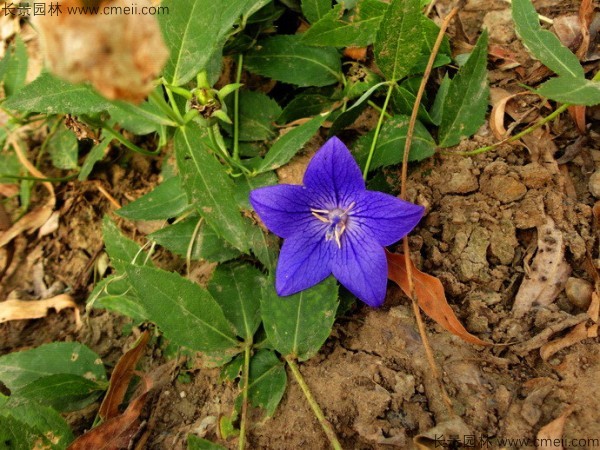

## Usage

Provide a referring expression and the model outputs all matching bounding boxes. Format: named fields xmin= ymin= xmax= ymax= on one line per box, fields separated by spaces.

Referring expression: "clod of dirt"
xmin=565 ymin=277 xmax=594 ymax=310
xmin=589 ymin=170 xmax=600 ymax=198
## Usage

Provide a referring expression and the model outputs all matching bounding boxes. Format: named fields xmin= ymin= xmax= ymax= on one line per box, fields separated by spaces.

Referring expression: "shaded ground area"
xmin=1 ymin=0 xmax=600 ymax=448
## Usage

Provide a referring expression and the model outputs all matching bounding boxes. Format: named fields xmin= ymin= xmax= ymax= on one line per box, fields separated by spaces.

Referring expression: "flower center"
xmin=310 ymin=202 xmax=355 ymax=249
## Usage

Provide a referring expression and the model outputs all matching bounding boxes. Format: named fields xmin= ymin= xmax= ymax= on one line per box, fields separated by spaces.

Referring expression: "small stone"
xmin=589 ymin=170 xmax=600 ymax=198
xmin=483 ymin=174 xmax=527 ymax=203
xmin=565 ymin=277 xmax=593 ymax=310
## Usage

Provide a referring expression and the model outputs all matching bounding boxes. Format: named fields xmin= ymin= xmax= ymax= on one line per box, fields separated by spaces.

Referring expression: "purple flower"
xmin=249 ymin=137 xmax=425 ymax=307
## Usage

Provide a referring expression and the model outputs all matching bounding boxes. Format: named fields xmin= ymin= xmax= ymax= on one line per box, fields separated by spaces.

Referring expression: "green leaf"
xmin=94 ymin=294 xmax=149 ymax=323
xmin=374 ymin=0 xmax=424 ymax=81
xmin=246 ymin=349 xmax=286 ymax=416
xmin=108 ymin=97 xmax=177 ymax=134
xmin=301 ymin=0 xmax=331 ymax=23
xmin=0 ymin=400 xmax=73 ymax=449
xmin=429 ymin=73 xmax=450 ymax=126
xmin=233 ymin=172 xmax=278 ymax=209
xmin=125 ymin=265 xmax=239 ymax=352
xmin=103 ymin=216 xmax=152 ymax=272
xmin=391 ymin=83 xmax=434 ymax=124
xmin=261 ymin=277 xmax=338 ymax=361
xmin=117 ymin=176 xmax=189 ymax=220
xmin=248 ymin=225 xmax=280 ymax=272
xmin=160 ymin=0 xmax=252 ymax=85
xmin=438 ymin=30 xmax=489 ymax=148
xmin=208 ymin=263 xmax=264 ymax=341
xmin=0 ymin=342 xmax=106 ymax=392
xmin=3 ymin=72 xmax=112 ymax=115
xmin=257 ymin=114 xmax=327 ymax=173
xmin=223 ymin=91 xmax=281 ymax=141
xmin=353 ymin=115 xmax=436 ymax=171
xmin=0 ymin=415 xmax=37 ymax=449
xmin=0 ymin=150 xmax=23 ymax=183
xmin=512 ymin=0 xmax=583 ymax=79
xmin=0 ymin=35 xmax=28 ymax=96
xmin=47 ymin=125 xmax=79 ymax=170
xmin=245 ymin=35 xmax=342 ymax=87
xmin=15 ymin=374 xmax=104 ymax=412
xmin=537 ymin=76 xmax=600 ymax=106
xmin=278 ymin=93 xmax=334 ymax=124
xmin=409 ymin=15 xmax=452 ymax=75
xmin=149 ymin=215 xmax=241 ymax=263
xmin=176 ymin=125 xmax=249 ymax=252
xmin=187 ymin=434 xmax=227 ymax=450
xmin=302 ymin=0 xmax=386 ymax=47
xmin=78 ymin=138 xmax=110 ymax=181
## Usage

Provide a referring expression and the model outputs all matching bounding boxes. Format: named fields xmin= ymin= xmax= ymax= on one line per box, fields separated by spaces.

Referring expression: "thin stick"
xmin=285 ymin=356 xmax=343 ymax=450
xmin=399 ymin=6 xmax=460 ymax=418
xmin=233 ymin=53 xmax=244 ymax=161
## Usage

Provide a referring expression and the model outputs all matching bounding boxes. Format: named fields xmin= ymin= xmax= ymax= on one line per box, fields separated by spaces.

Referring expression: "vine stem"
xmin=400 ymin=5 xmax=460 ymax=418
xmin=233 ymin=53 xmax=244 ymax=161
xmin=362 ymin=82 xmax=394 ymax=180
xmin=238 ymin=343 xmax=251 ymax=450
xmin=285 ymin=356 xmax=343 ymax=450
xmin=102 ymin=127 xmax=159 ymax=156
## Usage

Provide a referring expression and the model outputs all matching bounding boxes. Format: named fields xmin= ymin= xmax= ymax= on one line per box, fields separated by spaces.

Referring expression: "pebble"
xmin=589 ymin=170 xmax=600 ymax=198
xmin=565 ymin=277 xmax=593 ymax=310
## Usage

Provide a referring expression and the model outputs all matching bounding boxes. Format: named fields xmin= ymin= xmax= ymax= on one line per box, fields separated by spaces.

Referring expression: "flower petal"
xmin=250 ymin=184 xmax=314 ymax=238
xmin=352 ymin=191 xmax=425 ymax=246
xmin=276 ymin=228 xmax=332 ymax=296
xmin=331 ymin=228 xmax=387 ymax=307
xmin=303 ymin=137 xmax=365 ymax=208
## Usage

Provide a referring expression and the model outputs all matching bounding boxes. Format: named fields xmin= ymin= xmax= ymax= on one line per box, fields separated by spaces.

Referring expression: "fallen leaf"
xmin=0 ymin=184 xmax=19 ymax=197
xmin=586 ymin=292 xmax=599 ymax=338
xmin=512 ymin=313 xmax=588 ymax=355
xmin=0 ymin=204 xmax=54 ymax=248
xmin=34 ymin=0 xmax=168 ymax=103
xmin=540 ymin=322 xmax=588 ymax=361
xmin=0 ymin=294 xmax=81 ymax=329
xmin=512 ymin=217 xmax=571 ymax=317
xmin=536 ymin=407 xmax=574 ymax=450
xmin=414 ymin=417 xmax=472 ymax=449
xmin=567 ymin=105 xmax=586 ymax=134
xmin=386 ymin=251 xmax=489 ymax=346
xmin=98 ymin=331 xmax=150 ymax=421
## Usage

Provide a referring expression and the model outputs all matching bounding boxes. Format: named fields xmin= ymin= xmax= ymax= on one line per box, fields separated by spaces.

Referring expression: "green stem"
xmin=164 ymin=83 xmax=185 ymax=124
xmin=367 ymin=100 xmax=392 ymax=119
xmin=233 ymin=53 xmax=244 ymax=161
xmin=0 ymin=173 xmax=77 ymax=182
xmin=239 ymin=343 xmax=251 ymax=450
xmin=149 ymin=89 xmax=182 ymax=125
xmin=285 ymin=356 xmax=343 ymax=450
xmin=102 ymin=127 xmax=160 ymax=156
xmin=362 ymin=83 xmax=394 ymax=180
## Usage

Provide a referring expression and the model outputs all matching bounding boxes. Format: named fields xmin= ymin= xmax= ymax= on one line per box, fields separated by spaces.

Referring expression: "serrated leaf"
xmin=245 ymin=35 xmax=342 ymax=87
xmin=537 ymin=76 xmax=600 ymax=106
xmin=302 ymin=0 xmax=386 ymax=47
xmin=301 ymin=0 xmax=332 ymax=23
xmin=149 ymin=215 xmax=241 ymax=263
xmin=391 ymin=83 xmax=434 ymax=124
xmin=223 ymin=91 xmax=282 ymax=141
xmin=94 ymin=294 xmax=149 ymax=323
xmin=159 ymin=0 xmax=252 ymax=86
xmin=246 ymin=349 xmax=286 ymax=416
xmin=278 ymin=93 xmax=334 ymax=124
xmin=15 ymin=374 xmax=104 ymax=412
xmin=353 ymin=115 xmax=436 ymax=171
xmin=512 ymin=0 xmax=583 ymax=79
xmin=374 ymin=0 xmax=424 ymax=81
xmin=125 ymin=265 xmax=239 ymax=352
xmin=256 ymin=114 xmax=327 ymax=173
xmin=47 ymin=124 xmax=79 ymax=170
xmin=3 ymin=72 xmax=112 ymax=115
xmin=103 ymin=216 xmax=152 ymax=272
xmin=0 ymin=342 xmax=106 ymax=392
xmin=438 ymin=30 xmax=489 ymax=148
xmin=208 ymin=263 xmax=265 ymax=341
xmin=0 ymin=400 xmax=73 ymax=449
xmin=108 ymin=97 xmax=178 ymax=134
xmin=409 ymin=15 xmax=452 ymax=75
xmin=261 ymin=277 xmax=338 ymax=361
xmin=429 ymin=73 xmax=450 ymax=126
xmin=248 ymin=225 xmax=280 ymax=272
xmin=117 ymin=176 xmax=189 ymax=220
xmin=175 ymin=125 xmax=249 ymax=252
xmin=0 ymin=35 xmax=28 ymax=96
xmin=0 ymin=415 xmax=37 ymax=449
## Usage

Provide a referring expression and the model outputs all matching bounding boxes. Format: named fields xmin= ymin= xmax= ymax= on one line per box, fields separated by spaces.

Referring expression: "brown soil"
xmin=1 ymin=0 xmax=600 ymax=449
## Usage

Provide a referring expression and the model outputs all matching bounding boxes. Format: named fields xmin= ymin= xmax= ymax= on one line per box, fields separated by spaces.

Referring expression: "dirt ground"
xmin=1 ymin=0 xmax=600 ymax=449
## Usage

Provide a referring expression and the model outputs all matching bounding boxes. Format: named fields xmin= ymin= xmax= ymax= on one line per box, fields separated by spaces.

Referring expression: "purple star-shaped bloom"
xmin=249 ymin=137 xmax=425 ymax=307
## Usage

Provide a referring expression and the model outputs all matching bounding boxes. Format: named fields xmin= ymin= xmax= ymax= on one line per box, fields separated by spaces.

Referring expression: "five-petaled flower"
xmin=249 ymin=137 xmax=425 ymax=307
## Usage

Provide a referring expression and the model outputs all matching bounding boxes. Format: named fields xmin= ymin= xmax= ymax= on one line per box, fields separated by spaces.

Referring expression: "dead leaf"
xmin=413 ymin=417 xmax=472 ymax=449
xmin=512 ymin=217 xmax=571 ymax=317
xmin=0 ymin=184 xmax=19 ymax=197
xmin=0 ymin=204 xmax=54 ymax=248
xmin=586 ymin=292 xmax=599 ymax=338
xmin=68 ymin=381 xmax=150 ymax=450
xmin=577 ymin=0 xmax=594 ymax=59
xmin=567 ymin=105 xmax=586 ymax=134
xmin=536 ymin=407 xmax=574 ymax=450
xmin=0 ymin=294 xmax=81 ymax=329
xmin=540 ymin=322 xmax=588 ymax=361
xmin=34 ymin=0 xmax=168 ymax=103
xmin=512 ymin=313 xmax=588 ymax=355
xmin=386 ymin=251 xmax=490 ymax=346
xmin=343 ymin=46 xmax=367 ymax=61
xmin=98 ymin=331 xmax=150 ymax=421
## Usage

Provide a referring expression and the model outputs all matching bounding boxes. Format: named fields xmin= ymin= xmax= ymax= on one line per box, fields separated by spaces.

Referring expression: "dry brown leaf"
xmin=0 ymin=294 xmax=81 ymax=329
xmin=98 ymin=331 xmax=150 ymax=421
xmin=0 ymin=184 xmax=19 ymax=197
xmin=343 ymin=46 xmax=367 ymax=61
xmin=386 ymin=251 xmax=490 ymax=346
xmin=567 ymin=105 xmax=586 ymax=134
xmin=34 ymin=0 xmax=168 ymax=103
xmin=413 ymin=417 xmax=472 ymax=449
xmin=536 ymin=407 xmax=574 ymax=450
xmin=512 ymin=217 xmax=571 ymax=317
xmin=540 ymin=322 xmax=588 ymax=361
xmin=0 ymin=204 xmax=54 ymax=248
xmin=68 ymin=380 xmax=151 ymax=450
xmin=586 ymin=292 xmax=599 ymax=338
